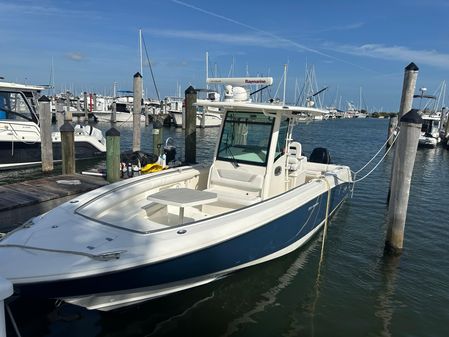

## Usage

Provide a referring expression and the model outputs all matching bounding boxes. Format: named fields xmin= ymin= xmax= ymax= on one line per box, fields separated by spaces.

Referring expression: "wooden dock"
xmin=0 ymin=174 xmax=109 ymax=232
xmin=0 ymin=174 xmax=108 ymax=213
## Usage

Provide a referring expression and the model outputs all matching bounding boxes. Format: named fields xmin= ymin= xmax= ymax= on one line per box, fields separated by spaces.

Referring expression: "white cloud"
xmin=66 ymin=52 xmax=85 ymax=61
xmin=332 ymin=43 xmax=449 ymax=69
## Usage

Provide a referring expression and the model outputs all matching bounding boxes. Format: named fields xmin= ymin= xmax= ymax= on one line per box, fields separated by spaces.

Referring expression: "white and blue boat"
xmin=0 ymin=100 xmax=352 ymax=311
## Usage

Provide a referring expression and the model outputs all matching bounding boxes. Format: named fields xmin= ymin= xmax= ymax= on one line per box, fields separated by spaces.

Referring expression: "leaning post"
xmin=38 ymin=95 xmax=54 ymax=172
xmin=385 ymin=109 xmax=422 ymax=254
xmin=132 ymin=72 xmax=142 ymax=152
xmin=60 ymin=121 xmax=76 ymax=174
xmin=398 ymin=63 xmax=419 ymax=120
xmin=184 ymin=86 xmax=197 ymax=164
xmin=106 ymin=127 xmax=121 ymax=183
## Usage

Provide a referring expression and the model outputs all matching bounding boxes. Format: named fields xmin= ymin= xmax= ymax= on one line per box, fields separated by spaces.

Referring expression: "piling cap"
xmin=60 ymin=121 xmax=75 ymax=132
xmin=185 ymin=86 xmax=196 ymax=95
xmin=405 ymin=62 xmax=419 ymax=71
xmin=400 ymin=109 xmax=423 ymax=124
xmin=106 ymin=127 xmax=120 ymax=137
xmin=134 ymin=72 xmax=142 ymax=78
xmin=38 ymin=95 xmax=50 ymax=102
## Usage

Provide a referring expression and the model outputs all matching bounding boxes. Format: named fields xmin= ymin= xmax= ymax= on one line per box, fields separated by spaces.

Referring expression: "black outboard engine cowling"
xmin=309 ymin=147 xmax=332 ymax=164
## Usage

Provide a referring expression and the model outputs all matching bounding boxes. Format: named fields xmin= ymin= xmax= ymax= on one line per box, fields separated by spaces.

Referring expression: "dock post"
xmin=132 ymin=72 xmax=142 ymax=152
xmin=0 ymin=277 xmax=13 ymax=337
xmin=398 ymin=63 xmax=419 ymax=120
xmin=184 ymin=86 xmax=197 ymax=163
xmin=111 ymin=100 xmax=117 ymax=124
xmin=200 ymin=109 xmax=206 ymax=128
xmin=93 ymin=93 xmax=97 ymax=112
xmin=144 ymin=105 xmax=149 ymax=127
xmin=56 ymin=98 xmax=65 ymax=129
xmin=385 ymin=109 xmax=422 ymax=254
xmin=152 ymin=118 xmax=163 ymax=158
xmin=83 ymin=92 xmax=88 ymax=120
xmin=39 ymin=95 xmax=54 ymax=172
xmin=386 ymin=116 xmax=398 ymax=148
xmin=106 ymin=127 xmax=121 ymax=183
xmin=65 ymin=94 xmax=72 ymax=121
xmin=60 ymin=121 xmax=76 ymax=174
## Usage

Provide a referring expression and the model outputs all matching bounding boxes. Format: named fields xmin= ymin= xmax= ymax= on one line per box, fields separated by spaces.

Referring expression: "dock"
xmin=0 ymin=174 xmax=108 ymax=232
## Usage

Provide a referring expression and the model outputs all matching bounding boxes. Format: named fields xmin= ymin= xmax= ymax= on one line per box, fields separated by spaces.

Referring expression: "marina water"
xmin=4 ymin=118 xmax=449 ymax=337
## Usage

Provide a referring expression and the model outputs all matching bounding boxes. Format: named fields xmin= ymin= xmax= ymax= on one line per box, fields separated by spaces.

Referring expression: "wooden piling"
xmin=133 ymin=72 xmax=142 ymax=152
xmin=65 ymin=94 xmax=72 ymax=121
xmin=184 ymin=86 xmax=197 ymax=163
xmin=111 ymin=100 xmax=117 ymax=124
xmin=387 ymin=116 xmax=398 ymax=148
xmin=385 ymin=109 xmax=422 ymax=254
xmin=38 ymin=95 xmax=54 ymax=172
xmin=93 ymin=93 xmax=97 ymax=111
xmin=106 ymin=127 xmax=121 ymax=183
xmin=60 ymin=121 xmax=75 ymax=174
xmin=200 ymin=109 xmax=206 ymax=128
xmin=152 ymin=119 xmax=163 ymax=157
xmin=398 ymin=63 xmax=419 ymax=120
xmin=56 ymin=98 xmax=65 ymax=129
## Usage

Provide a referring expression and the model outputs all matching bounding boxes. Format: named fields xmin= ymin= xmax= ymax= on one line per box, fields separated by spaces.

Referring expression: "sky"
xmin=1 ymin=0 xmax=448 ymax=111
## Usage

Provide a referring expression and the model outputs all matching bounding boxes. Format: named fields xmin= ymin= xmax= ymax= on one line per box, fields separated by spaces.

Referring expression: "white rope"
xmin=350 ymin=130 xmax=400 ymax=184
xmin=319 ymin=178 xmax=332 ymax=264
xmin=354 ymin=127 xmax=398 ymax=174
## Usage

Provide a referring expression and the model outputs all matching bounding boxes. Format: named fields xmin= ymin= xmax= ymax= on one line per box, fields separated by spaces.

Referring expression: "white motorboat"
xmin=0 ymin=100 xmax=352 ymax=311
xmin=0 ymin=81 xmax=106 ymax=170
xmin=419 ymin=113 xmax=441 ymax=148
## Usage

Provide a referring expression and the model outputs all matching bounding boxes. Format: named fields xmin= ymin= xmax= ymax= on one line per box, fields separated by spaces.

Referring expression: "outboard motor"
xmin=309 ymin=147 xmax=332 ymax=164
xmin=163 ymin=137 xmax=176 ymax=164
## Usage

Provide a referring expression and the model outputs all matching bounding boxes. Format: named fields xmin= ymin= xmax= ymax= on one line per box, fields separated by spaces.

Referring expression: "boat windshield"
xmin=217 ymin=111 xmax=274 ymax=166
xmin=0 ymin=90 xmax=37 ymax=122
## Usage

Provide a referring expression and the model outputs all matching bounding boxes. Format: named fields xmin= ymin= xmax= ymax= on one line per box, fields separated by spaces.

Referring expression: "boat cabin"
xmin=0 ymin=82 xmax=45 ymax=123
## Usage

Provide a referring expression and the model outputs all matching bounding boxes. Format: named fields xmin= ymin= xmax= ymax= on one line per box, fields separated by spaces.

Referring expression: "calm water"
xmin=5 ymin=119 xmax=449 ymax=337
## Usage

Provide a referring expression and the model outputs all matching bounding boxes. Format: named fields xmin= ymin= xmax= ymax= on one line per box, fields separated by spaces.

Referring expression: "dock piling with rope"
xmin=385 ymin=110 xmax=422 ymax=254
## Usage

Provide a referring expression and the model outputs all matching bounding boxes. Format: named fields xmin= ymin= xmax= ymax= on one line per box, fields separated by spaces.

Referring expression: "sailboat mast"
xmin=282 ymin=64 xmax=288 ymax=105
xmin=139 ymin=29 xmax=144 ymax=99
xmin=206 ymin=51 xmax=209 ymax=90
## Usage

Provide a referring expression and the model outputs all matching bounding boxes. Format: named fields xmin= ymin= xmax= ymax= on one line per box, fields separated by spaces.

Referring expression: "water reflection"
xmin=222 ymin=239 xmax=319 ymax=337
xmin=375 ymin=254 xmax=401 ymax=337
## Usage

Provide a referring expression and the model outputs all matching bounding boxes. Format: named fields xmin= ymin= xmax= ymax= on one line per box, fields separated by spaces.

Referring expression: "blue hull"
xmin=15 ymin=183 xmax=350 ymax=299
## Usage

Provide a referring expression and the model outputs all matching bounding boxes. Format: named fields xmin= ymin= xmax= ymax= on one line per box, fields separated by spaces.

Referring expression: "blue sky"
xmin=1 ymin=0 xmax=448 ymax=111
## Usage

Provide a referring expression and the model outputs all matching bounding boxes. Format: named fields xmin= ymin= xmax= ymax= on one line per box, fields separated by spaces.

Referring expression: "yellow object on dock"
xmin=141 ymin=163 xmax=164 ymax=174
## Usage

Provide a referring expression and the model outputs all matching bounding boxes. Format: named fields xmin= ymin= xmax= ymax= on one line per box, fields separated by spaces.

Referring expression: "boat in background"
xmin=0 ymin=81 xmax=106 ymax=170
xmin=419 ymin=113 xmax=441 ymax=148
xmin=0 ymin=97 xmax=352 ymax=311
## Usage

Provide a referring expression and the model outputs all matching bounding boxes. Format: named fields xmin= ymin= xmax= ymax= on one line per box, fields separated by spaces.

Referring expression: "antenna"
xmin=206 ymin=51 xmax=209 ymax=89
xmin=282 ymin=64 xmax=288 ymax=105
